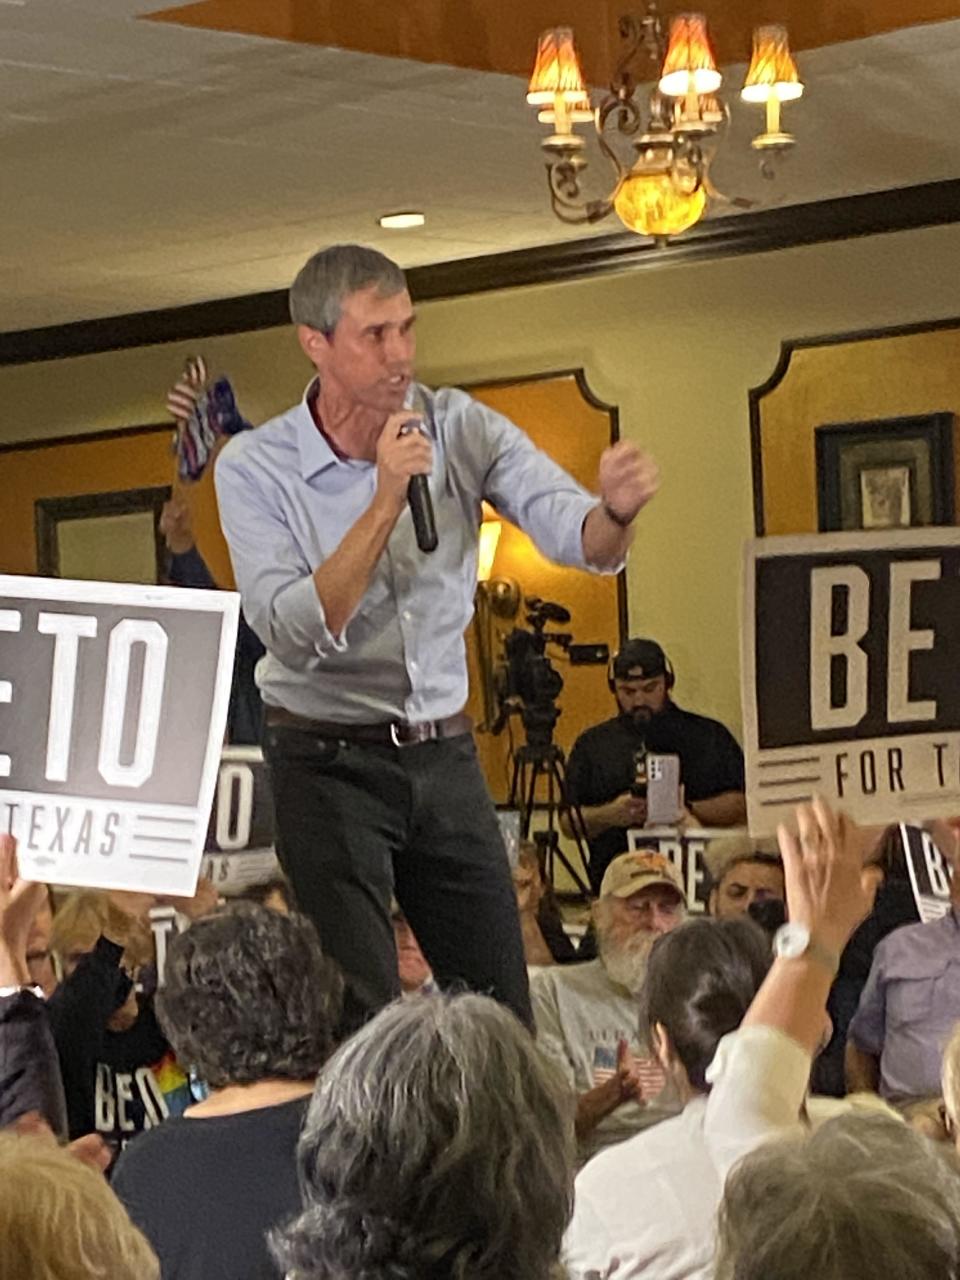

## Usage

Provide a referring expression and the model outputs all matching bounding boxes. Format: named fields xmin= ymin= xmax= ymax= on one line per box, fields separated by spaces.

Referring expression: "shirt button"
xmin=402 ymin=610 xmax=412 ymax=622
xmin=410 ymin=661 xmax=419 ymax=673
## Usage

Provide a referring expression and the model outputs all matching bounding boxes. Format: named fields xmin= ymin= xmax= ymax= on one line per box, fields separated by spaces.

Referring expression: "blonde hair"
xmin=0 ymin=1133 xmax=159 ymax=1279
xmin=942 ymin=1022 xmax=960 ymax=1133
xmin=50 ymin=892 xmax=154 ymax=972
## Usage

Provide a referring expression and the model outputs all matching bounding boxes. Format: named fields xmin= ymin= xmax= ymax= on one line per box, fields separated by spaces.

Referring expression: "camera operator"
xmin=564 ymin=639 xmax=746 ymax=892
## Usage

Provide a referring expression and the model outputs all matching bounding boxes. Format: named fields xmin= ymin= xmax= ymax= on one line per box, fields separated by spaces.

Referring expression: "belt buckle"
xmin=390 ymin=721 xmax=435 ymax=747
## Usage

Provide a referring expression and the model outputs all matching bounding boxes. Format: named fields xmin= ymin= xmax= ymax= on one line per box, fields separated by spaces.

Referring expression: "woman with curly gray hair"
xmin=112 ymin=902 xmax=342 ymax=1280
xmin=272 ymin=992 xmax=574 ymax=1280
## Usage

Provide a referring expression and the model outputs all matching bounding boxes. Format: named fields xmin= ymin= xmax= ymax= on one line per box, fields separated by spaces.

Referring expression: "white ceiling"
xmin=1 ymin=0 xmax=959 ymax=330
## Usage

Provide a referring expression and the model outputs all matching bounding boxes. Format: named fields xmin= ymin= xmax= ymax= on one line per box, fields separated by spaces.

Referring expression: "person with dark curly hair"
xmin=112 ymin=903 xmax=342 ymax=1280
xmin=271 ymin=992 xmax=574 ymax=1280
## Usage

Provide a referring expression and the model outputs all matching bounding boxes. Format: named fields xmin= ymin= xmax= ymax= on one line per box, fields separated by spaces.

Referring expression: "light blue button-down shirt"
xmin=214 ymin=380 xmax=610 ymax=724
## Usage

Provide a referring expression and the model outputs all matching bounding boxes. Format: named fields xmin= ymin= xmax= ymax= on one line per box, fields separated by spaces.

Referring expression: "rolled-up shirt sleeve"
xmin=704 ymin=1026 xmax=811 ymax=1182
xmin=215 ymin=449 xmax=347 ymax=669
xmin=473 ymin=400 xmax=617 ymax=573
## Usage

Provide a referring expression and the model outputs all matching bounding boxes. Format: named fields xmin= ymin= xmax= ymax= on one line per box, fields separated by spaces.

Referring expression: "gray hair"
xmin=271 ymin=993 xmax=574 ymax=1280
xmin=716 ymin=1112 xmax=960 ymax=1280
xmin=289 ymin=244 xmax=407 ymax=333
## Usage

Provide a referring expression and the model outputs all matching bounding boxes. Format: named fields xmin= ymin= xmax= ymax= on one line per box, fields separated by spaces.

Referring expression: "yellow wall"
xmin=755 ymin=326 xmax=960 ymax=533
xmin=2 ymin=221 xmax=960 ymax=744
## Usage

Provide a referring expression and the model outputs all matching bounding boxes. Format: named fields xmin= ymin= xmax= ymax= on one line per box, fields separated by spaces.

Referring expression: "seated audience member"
xmin=704 ymin=835 xmax=784 ymax=919
xmin=513 ymin=841 xmax=578 ymax=968
xmin=703 ymin=798 xmax=960 ymax=1280
xmin=0 ymin=1132 xmax=159 ymax=1280
xmin=48 ymin=889 xmax=192 ymax=1152
xmin=716 ymin=1112 xmax=960 ymax=1280
xmin=812 ymin=823 xmax=918 ymax=1096
xmin=564 ymin=639 xmax=746 ymax=891
xmin=564 ymin=915 xmax=770 ymax=1279
xmin=159 ymin=493 xmax=265 ymax=745
xmin=238 ymin=874 xmax=294 ymax=913
xmin=392 ymin=906 xmax=438 ymax=997
xmin=0 ymin=835 xmax=66 ymax=1136
xmin=113 ymin=903 xmax=341 ymax=1280
xmin=531 ymin=851 xmax=685 ymax=1161
xmin=271 ymin=993 xmax=573 ymax=1280
xmin=846 ymin=824 xmax=960 ymax=1103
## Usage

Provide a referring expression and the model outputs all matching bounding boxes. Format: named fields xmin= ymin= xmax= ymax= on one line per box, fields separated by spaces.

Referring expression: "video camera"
xmin=492 ymin=597 xmax=608 ymax=750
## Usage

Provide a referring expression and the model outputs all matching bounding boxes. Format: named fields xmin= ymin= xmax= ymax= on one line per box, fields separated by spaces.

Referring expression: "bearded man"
xmin=565 ymin=639 xmax=746 ymax=892
xmin=530 ymin=852 xmax=686 ymax=1162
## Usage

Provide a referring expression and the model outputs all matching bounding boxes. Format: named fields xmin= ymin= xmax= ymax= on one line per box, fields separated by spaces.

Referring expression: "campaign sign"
xmin=626 ymin=826 xmax=733 ymax=913
xmin=742 ymin=530 xmax=960 ymax=834
xmin=0 ymin=575 xmax=238 ymax=895
xmin=200 ymin=746 xmax=280 ymax=893
xmin=900 ymin=823 xmax=954 ymax=923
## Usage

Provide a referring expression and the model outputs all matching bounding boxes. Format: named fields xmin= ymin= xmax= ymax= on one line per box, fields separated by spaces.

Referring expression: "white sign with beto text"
xmin=200 ymin=746 xmax=279 ymax=892
xmin=0 ymin=575 xmax=239 ymax=895
xmin=742 ymin=530 xmax=960 ymax=834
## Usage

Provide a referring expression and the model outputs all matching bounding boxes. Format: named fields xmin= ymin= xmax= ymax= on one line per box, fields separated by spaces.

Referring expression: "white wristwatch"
xmin=772 ymin=923 xmax=840 ymax=978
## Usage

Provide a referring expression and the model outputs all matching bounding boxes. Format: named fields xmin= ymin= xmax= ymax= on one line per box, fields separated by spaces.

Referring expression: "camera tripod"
xmin=507 ymin=732 xmax=593 ymax=898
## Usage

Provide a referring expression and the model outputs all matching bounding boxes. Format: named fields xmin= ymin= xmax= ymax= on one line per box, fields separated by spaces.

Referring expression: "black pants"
xmin=263 ymin=725 xmax=532 ymax=1031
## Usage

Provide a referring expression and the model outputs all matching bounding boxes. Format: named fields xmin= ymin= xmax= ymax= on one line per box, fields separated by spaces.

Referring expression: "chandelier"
xmin=526 ymin=7 xmax=805 ymax=240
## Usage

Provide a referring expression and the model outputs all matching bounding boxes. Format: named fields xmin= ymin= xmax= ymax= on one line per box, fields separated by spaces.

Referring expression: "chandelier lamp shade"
xmin=526 ymin=5 xmax=806 ymax=241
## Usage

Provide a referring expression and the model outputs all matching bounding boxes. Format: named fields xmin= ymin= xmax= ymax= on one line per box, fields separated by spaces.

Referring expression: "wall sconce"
xmin=477 ymin=517 xmax=503 ymax=584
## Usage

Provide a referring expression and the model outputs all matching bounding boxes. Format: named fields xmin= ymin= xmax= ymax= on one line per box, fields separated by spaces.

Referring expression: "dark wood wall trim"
xmin=1 ymin=179 xmax=958 ymax=368
xmin=748 ymin=312 xmax=960 ymax=536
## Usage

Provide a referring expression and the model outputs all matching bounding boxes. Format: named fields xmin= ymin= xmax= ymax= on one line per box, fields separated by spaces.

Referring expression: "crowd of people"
xmin=3 ymin=797 xmax=960 ymax=1279
xmin=3 ymin=242 xmax=960 ymax=1278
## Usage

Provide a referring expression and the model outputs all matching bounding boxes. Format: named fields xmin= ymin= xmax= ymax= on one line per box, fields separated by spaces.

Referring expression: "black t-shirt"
xmin=112 ymin=1096 xmax=310 ymax=1280
xmin=566 ymin=705 xmax=746 ymax=889
xmin=48 ymin=937 xmax=190 ymax=1153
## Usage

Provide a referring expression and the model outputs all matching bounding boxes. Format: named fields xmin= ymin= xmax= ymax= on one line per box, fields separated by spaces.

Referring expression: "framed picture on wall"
xmin=815 ymin=413 xmax=955 ymax=532
xmin=35 ymin=486 xmax=172 ymax=583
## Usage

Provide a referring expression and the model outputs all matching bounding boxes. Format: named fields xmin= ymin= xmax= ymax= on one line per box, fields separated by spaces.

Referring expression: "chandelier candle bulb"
xmin=658 ymin=14 xmax=722 ymax=97
xmin=741 ymin=24 xmax=804 ymax=149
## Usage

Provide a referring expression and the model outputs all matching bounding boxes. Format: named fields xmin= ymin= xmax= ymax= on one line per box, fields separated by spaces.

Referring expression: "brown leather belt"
xmin=265 ymin=706 xmax=473 ymax=748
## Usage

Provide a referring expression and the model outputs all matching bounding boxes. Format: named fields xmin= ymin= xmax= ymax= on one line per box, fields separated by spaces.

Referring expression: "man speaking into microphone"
xmin=215 ymin=244 xmax=658 ymax=1029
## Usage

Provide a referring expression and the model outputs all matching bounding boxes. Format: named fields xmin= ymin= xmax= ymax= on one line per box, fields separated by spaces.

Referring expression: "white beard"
xmin=599 ymin=928 xmax=656 ymax=995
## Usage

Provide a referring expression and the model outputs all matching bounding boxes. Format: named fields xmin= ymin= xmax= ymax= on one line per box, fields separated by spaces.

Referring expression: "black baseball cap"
xmin=612 ymin=638 xmax=669 ymax=681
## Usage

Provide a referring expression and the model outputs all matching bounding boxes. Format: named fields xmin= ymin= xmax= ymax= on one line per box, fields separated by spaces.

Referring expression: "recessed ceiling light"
xmin=378 ymin=211 xmax=425 ymax=229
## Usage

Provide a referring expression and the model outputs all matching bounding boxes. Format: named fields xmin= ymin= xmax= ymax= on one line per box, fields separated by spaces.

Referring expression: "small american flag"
xmin=592 ymin=1046 xmax=667 ymax=1099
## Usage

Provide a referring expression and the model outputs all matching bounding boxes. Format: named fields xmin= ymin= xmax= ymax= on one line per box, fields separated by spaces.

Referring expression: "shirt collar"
xmin=296 ymin=378 xmax=339 ymax=481
xmin=295 ymin=376 xmax=423 ymax=480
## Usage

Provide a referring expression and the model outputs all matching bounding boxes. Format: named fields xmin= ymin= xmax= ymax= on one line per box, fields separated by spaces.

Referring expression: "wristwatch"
xmin=0 ymin=984 xmax=44 ymax=999
xmin=772 ymin=923 xmax=840 ymax=979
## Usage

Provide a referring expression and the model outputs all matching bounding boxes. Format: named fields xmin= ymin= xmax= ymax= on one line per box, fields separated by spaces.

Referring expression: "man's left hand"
xmin=598 ymin=442 xmax=660 ymax=526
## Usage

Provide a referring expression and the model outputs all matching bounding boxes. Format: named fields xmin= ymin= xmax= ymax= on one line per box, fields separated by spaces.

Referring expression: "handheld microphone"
xmin=400 ymin=421 xmax=438 ymax=553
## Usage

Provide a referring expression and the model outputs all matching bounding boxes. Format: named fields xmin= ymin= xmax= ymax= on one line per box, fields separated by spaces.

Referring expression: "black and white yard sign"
xmin=900 ymin=823 xmax=955 ymax=923
xmin=742 ymin=530 xmax=960 ymax=833
xmin=200 ymin=746 xmax=279 ymax=892
xmin=0 ymin=575 xmax=239 ymax=894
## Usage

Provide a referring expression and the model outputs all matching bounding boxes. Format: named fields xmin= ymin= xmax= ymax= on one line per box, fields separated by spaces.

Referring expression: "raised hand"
xmin=166 ymin=356 xmax=208 ymax=424
xmin=777 ymin=795 xmax=876 ymax=956
xmin=0 ymin=835 xmax=49 ymax=986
